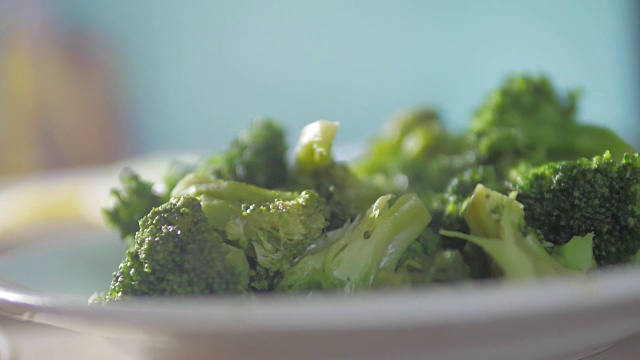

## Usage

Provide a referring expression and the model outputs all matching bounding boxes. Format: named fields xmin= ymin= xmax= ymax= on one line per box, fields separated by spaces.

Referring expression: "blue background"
xmin=41 ymin=1 xmax=640 ymax=153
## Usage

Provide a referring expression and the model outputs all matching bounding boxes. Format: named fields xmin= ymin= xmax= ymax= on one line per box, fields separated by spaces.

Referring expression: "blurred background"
xmin=1 ymin=0 xmax=639 ymax=176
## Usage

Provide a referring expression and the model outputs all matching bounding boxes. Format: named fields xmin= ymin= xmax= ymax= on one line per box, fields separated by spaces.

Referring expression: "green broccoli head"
xmin=292 ymin=120 xmax=384 ymax=229
xmin=442 ymin=185 xmax=591 ymax=279
xmin=198 ymin=118 xmax=289 ymax=189
xmin=352 ymin=108 xmax=473 ymax=196
xmin=102 ymin=168 xmax=164 ymax=244
xmin=277 ymin=193 xmax=431 ymax=293
xmin=470 ymin=74 xmax=635 ymax=174
xmin=172 ymin=174 xmax=331 ymax=280
xmin=511 ymin=151 xmax=640 ymax=265
xmin=225 ymin=190 xmax=329 ymax=273
xmin=106 ymin=195 xmax=249 ymax=300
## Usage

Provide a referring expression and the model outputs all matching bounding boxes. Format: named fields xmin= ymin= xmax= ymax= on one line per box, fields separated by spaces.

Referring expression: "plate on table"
xmin=1 ymin=227 xmax=640 ymax=360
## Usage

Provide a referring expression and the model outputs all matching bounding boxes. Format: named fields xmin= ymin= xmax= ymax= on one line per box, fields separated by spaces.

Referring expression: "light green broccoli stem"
xmin=441 ymin=184 xmax=581 ymax=279
xmin=172 ymin=173 xmax=297 ymax=202
xmin=294 ymin=120 xmax=339 ymax=176
xmin=325 ymin=193 xmax=431 ymax=291
xmin=277 ymin=193 xmax=431 ymax=293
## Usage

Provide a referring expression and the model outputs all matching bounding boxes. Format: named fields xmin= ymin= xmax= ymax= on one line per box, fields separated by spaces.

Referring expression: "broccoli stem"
xmin=172 ymin=174 xmax=297 ymax=203
xmin=441 ymin=185 xmax=581 ymax=279
xmin=278 ymin=193 xmax=431 ymax=293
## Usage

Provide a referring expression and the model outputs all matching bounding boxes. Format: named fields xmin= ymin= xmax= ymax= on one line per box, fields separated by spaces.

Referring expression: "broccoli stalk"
xmin=291 ymin=120 xmax=385 ymax=229
xmin=441 ymin=185 xmax=591 ymax=279
xmin=277 ymin=193 xmax=431 ymax=293
xmin=105 ymin=195 xmax=250 ymax=300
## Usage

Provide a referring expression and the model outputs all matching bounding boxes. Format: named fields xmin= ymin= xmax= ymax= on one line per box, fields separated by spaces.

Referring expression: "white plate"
xmin=1 ymin=228 xmax=640 ymax=360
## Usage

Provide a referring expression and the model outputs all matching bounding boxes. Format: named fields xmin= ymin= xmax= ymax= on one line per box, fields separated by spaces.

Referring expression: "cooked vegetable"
xmin=511 ymin=151 xmax=640 ymax=265
xmin=291 ymin=120 xmax=384 ymax=229
xmin=105 ymin=195 xmax=249 ymax=300
xmin=103 ymin=168 xmax=164 ymax=245
xmin=171 ymin=174 xmax=330 ymax=290
xmin=197 ymin=117 xmax=289 ymax=189
xmin=98 ymin=72 xmax=639 ymax=301
xmin=276 ymin=193 xmax=430 ymax=293
xmin=441 ymin=185 xmax=594 ymax=279
xmin=470 ymin=74 xmax=634 ymax=174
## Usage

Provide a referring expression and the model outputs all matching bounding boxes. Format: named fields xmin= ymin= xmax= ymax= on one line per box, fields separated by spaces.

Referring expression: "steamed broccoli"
xmin=470 ymin=74 xmax=635 ymax=174
xmin=225 ymin=189 xmax=329 ymax=273
xmin=403 ymin=250 xmax=470 ymax=285
xmin=428 ymin=165 xmax=504 ymax=249
xmin=198 ymin=118 xmax=288 ymax=189
xmin=106 ymin=195 xmax=250 ymax=300
xmin=103 ymin=168 xmax=164 ymax=244
xmin=291 ymin=120 xmax=384 ymax=229
xmin=442 ymin=185 xmax=593 ymax=279
xmin=171 ymin=174 xmax=330 ymax=288
xmin=98 ymin=72 xmax=640 ymax=300
xmin=396 ymin=239 xmax=470 ymax=286
xmin=352 ymin=108 xmax=473 ymax=196
xmin=511 ymin=151 xmax=640 ymax=265
xmin=277 ymin=193 xmax=431 ymax=293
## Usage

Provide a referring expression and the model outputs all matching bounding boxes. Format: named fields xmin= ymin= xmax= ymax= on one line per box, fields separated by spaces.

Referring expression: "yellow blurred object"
xmin=0 ymin=4 xmax=129 ymax=177
xmin=0 ymin=151 xmax=198 ymax=243
xmin=0 ymin=180 xmax=87 ymax=237
xmin=1 ymin=32 xmax=41 ymax=173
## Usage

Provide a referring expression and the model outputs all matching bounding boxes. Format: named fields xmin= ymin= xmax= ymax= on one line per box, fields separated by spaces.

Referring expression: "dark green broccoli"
xmin=171 ymin=174 xmax=330 ymax=288
xmin=102 ymin=168 xmax=164 ymax=245
xmin=510 ymin=151 xmax=640 ymax=265
xmin=277 ymin=193 xmax=431 ymax=293
xmin=106 ymin=195 xmax=249 ymax=300
xmin=197 ymin=118 xmax=288 ymax=189
xmin=442 ymin=185 xmax=593 ymax=279
xmin=291 ymin=120 xmax=384 ymax=229
xmin=470 ymin=74 xmax=635 ymax=175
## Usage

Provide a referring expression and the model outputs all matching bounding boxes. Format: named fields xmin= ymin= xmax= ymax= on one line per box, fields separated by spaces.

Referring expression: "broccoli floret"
xmin=198 ymin=118 xmax=288 ymax=189
xmin=390 ymin=211 xmax=472 ymax=286
xmin=106 ymin=195 xmax=250 ymax=300
xmin=511 ymin=151 xmax=640 ymax=265
xmin=442 ymin=185 xmax=591 ymax=279
xmin=352 ymin=108 xmax=473 ymax=196
xmin=171 ymin=174 xmax=330 ymax=285
xmin=277 ymin=193 xmax=431 ymax=293
xmin=470 ymin=74 xmax=635 ymax=174
xmin=396 ymin=238 xmax=470 ymax=285
xmin=225 ymin=190 xmax=329 ymax=273
xmin=102 ymin=168 xmax=164 ymax=245
xmin=291 ymin=120 xmax=384 ymax=229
